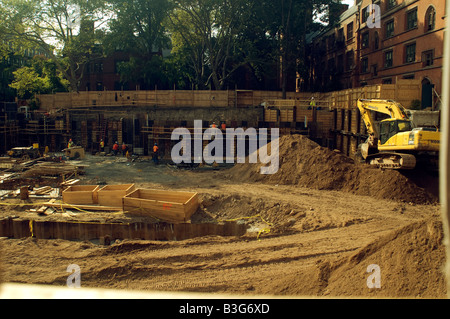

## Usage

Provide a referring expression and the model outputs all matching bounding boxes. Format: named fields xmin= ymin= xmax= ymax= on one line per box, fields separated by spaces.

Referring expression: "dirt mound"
xmin=227 ymin=135 xmax=437 ymax=204
xmin=264 ymin=217 xmax=446 ymax=297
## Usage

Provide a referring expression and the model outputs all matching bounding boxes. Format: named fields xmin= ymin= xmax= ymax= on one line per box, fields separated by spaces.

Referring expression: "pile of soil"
xmin=227 ymin=135 xmax=437 ymax=204
xmin=267 ymin=216 xmax=446 ymax=298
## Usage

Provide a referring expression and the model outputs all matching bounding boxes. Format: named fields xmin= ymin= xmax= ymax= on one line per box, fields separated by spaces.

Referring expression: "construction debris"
xmin=0 ymin=155 xmax=84 ymax=191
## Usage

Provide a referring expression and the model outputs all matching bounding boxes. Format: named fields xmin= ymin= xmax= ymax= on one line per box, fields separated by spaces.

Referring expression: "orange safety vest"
xmin=153 ymin=145 xmax=159 ymax=153
xmin=113 ymin=144 xmax=119 ymax=151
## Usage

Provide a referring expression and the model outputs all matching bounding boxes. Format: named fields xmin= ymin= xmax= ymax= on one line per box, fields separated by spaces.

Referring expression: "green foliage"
xmin=9 ymin=56 xmax=69 ymax=99
xmin=1 ymin=0 xmax=341 ymax=94
xmin=1 ymin=0 xmax=110 ymax=92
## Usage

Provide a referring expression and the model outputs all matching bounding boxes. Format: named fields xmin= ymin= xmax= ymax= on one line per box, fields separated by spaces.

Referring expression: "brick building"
xmin=301 ymin=0 xmax=445 ymax=109
xmin=79 ymin=50 xmax=139 ymax=92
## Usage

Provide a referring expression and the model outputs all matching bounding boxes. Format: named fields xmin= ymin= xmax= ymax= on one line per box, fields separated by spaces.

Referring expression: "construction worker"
xmin=152 ymin=142 xmax=159 ymax=164
xmin=308 ymin=97 xmax=316 ymax=110
xmin=210 ymin=122 xmax=217 ymax=128
xmin=112 ymin=141 xmax=119 ymax=156
xmin=67 ymin=139 xmax=74 ymax=148
xmin=100 ymin=139 xmax=105 ymax=152
xmin=121 ymin=142 xmax=128 ymax=156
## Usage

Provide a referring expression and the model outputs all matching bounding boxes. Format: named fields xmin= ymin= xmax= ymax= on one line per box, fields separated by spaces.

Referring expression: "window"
xmin=387 ymin=0 xmax=397 ymax=10
xmin=328 ymin=34 xmax=335 ymax=49
xmin=361 ymin=58 xmax=369 ymax=73
xmin=406 ymin=8 xmax=418 ymax=30
xmin=386 ymin=20 xmax=394 ymax=38
xmin=372 ymin=64 xmax=378 ymax=76
xmin=425 ymin=6 xmax=436 ymax=31
xmin=346 ymin=50 xmax=354 ymax=70
xmin=362 ymin=6 xmax=370 ymax=24
xmin=382 ymin=78 xmax=392 ymax=84
xmin=422 ymin=50 xmax=434 ymax=67
xmin=328 ymin=58 xmax=335 ymax=73
xmin=405 ymin=43 xmax=416 ymax=63
xmin=384 ymin=50 xmax=393 ymax=68
xmin=347 ymin=22 xmax=354 ymax=40
xmin=362 ymin=32 xmax=369 ymax=48
xmin=94 ymin=63 xmax=103 ymax=73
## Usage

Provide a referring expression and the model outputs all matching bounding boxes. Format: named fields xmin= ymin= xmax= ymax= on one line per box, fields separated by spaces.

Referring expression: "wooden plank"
xmin=133 ymin=189 xmax=194 ymax=202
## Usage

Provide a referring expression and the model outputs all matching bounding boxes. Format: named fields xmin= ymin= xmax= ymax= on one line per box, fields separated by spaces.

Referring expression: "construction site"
xmin=0 ymin=79 xmax=446 ymax=298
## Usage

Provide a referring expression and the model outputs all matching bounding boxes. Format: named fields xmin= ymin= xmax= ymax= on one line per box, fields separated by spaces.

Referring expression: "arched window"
xmin=425 ymin=6 xmax=436 ymax=32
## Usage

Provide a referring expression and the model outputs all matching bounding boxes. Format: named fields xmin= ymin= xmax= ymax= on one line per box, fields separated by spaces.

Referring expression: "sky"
xmin=342 ymin=0 xmax=355 ymax=7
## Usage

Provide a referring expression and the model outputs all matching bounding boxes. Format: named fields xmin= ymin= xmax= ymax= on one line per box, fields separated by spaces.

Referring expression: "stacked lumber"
xmin=20 ymin=162 xmax=83 ymax=178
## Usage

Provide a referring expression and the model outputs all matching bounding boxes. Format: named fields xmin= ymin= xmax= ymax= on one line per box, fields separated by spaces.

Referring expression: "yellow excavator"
xmin=356 ymin=99 xmax=440 ymax=169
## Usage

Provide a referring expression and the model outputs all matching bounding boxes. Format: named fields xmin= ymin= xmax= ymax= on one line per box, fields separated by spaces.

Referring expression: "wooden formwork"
xmin=279 ymin=109 xmax=295 ymax=122
xmin=296 ymin=109 xmax=313 ymax=123
xmin=264 ymin=109 xmax=278 ymax=123
xmin=36 ymin=80 xmax=422 ymax=112
xmin=123 ymin=188 xmax=199 ymax=223
xmin=97 ymin=184 xmax=135 ymax=208
xmin=62 ymin=185 xmax=100 ymax=205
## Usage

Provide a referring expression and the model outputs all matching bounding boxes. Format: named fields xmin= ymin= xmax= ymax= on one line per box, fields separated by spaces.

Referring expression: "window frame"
xmin=406 ymin=8 xmax=418 ymax=31
xmin=361 ymin=57 xmax=369 ymax=74
xmin=385 ymin=19 xmax=395 ymax=39
xmin=405 ymin=43 xmax=416 ymax=64
xmin=384 ymin=50 xmax=393 ymax=68
xmin=425 ymin=6 xmax=436 ymax=32
xmin=362 ymin=31 xmax=370 ymax=49
xmin=347 ymin=22 xmax=354 ymax=40
xmin=422 ymin=49 xmax=434 ymax=67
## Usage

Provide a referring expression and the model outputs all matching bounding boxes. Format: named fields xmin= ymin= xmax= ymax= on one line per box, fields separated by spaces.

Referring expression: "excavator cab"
xmin=379 ymin=119 xmax=413 ymax=145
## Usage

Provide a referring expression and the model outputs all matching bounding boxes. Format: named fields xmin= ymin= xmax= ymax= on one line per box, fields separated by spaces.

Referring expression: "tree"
xmin=1 ymin=0 xmax=110 ymax=92
xmin=169 ymin=0 xmax=259 ymax=90
xmin=9 ymin=67 xmax=49 ymax=99
xmin=9 ymin=55 xmax=69 ymax=99
xmin=104 ymin=0 xmax=173 ymax=89
xmin=262 ymin=0 xmax=333 ymax=97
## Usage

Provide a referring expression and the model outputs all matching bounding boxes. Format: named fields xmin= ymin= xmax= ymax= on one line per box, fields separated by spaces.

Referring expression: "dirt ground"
xmin=0 ymin=135 xmax=446 ymax=298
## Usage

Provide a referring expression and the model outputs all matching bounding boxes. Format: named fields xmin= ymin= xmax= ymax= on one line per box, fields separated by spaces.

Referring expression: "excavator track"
xmin=366 ymin=152 xmax=416 ymax=169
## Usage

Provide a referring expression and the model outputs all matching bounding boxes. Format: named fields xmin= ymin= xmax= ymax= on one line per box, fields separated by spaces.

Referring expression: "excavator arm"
xmin=356 ymin=99 xmax=409 ymax=136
